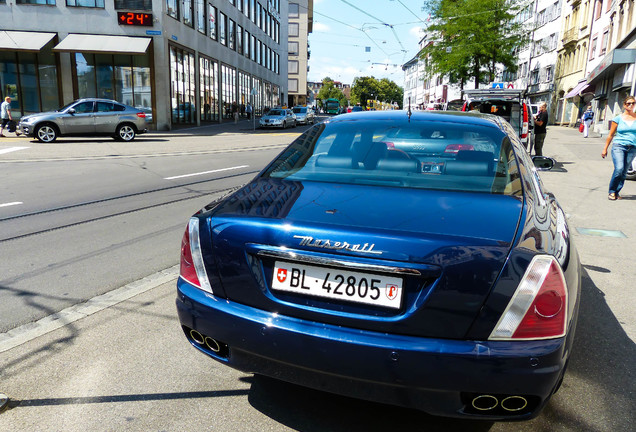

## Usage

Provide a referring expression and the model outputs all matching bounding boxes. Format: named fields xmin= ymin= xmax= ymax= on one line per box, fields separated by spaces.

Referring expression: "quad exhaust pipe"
xmin=471 ymin=394 xmax=528 ymax=412
xmin=188 ymin=328 xmax=227 ymax=355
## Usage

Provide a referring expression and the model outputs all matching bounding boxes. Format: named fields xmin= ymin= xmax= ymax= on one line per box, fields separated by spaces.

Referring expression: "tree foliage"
xmin=421 ymin=0 xmax=526 ymax=88
xmin=350 ymin=76 xmax=404 ymax=108
xmin=316 ymin=78 xmax=347 ymax=107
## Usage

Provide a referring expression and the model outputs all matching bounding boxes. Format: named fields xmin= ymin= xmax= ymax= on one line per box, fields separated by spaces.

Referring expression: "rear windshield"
xmin=292 ymin=107 xmax=306 ymax=113
xmin=262 ymin=118 xmax=522 ymax=195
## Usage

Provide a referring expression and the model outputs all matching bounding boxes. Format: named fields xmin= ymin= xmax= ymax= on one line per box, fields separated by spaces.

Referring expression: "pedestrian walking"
xmin=582 ymin=105 xmax=594 ymax=138
xmin=0 ymin=96 xmax=21 ymax=137
xmin=246 ymin=102 xmax=252 ymax=120
xmin=601 ymin=95 xmax=636 ymax=200
xmin=232 ymin=101 xmax=239 ymax=124
xmin=533 ymin=102 xmax=548 ymax=156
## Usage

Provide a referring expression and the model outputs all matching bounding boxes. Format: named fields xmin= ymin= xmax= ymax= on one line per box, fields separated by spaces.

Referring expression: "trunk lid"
xmin=206 ymin=179 xmax=523 ymax=339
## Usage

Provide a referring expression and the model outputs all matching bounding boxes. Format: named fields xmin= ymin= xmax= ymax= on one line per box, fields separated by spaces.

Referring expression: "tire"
xmin=627 ymin=159 xmax=636 ymax=181
xmin=35 ymin=124 xmax=58 ymax=143
xmin=115 ymin=124 xmax=136 ymax=141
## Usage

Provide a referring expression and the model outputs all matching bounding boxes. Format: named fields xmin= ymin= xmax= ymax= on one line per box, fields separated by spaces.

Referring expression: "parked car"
xmin=259 ymin=108 xmax=296 ymax=129
xmin=462 ymin=89 xmax=534 ymax=150
xmin=19 ymin=98 xmax=149 ymax=143
xmin=176 ymin=110 xmax=580 ymax=420
xmin=292 ymin=106 xmax=316 ymax=125
xmin=351 ymin=105 xmax=363 ymax=112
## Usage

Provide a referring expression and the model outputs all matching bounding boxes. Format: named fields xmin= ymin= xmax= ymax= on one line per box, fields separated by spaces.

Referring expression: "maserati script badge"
xmin=294 ymin=235 xmax=382 ymax=255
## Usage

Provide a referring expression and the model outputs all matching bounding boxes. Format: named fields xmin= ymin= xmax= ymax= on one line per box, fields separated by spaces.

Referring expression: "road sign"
xmin=491 ymin=83 xmax=504 ymax=89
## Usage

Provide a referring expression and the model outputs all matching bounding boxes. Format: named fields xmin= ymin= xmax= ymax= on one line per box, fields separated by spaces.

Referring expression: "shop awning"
xmin=564 ymin=80 xmax=591 ymax=98
xmin=53 ymin=34 xmax=151 ymax=55
xmin=587 ymin=49 xmax=636 ymax=84
xmin=0 ymin=31 xmax=56 ymax=52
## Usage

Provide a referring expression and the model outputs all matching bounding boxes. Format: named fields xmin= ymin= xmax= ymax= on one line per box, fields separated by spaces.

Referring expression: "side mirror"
xmin=68 ymin=108 xmax=76 ymax=115
xmin=532 ymin=156 xmax=555 ymax=171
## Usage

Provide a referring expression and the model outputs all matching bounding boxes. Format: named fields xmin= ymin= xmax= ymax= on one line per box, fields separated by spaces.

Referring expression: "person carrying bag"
xmin=582 ymin=105 xmax=594 ymax=138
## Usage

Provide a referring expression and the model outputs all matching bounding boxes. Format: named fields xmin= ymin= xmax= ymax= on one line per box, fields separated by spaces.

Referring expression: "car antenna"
xmin=407 ymin=97 xmax=412 ymax=122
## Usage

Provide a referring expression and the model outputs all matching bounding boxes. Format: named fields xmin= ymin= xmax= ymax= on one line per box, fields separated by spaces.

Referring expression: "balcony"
xmin=562 ymin=28 xmax=577 ymax=46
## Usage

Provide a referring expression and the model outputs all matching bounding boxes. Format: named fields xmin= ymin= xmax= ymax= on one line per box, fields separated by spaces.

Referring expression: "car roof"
xmin=326 ymin=110 xmax=505 ymax=130
xmin=74 ymin=98 xmax=126 ymax=104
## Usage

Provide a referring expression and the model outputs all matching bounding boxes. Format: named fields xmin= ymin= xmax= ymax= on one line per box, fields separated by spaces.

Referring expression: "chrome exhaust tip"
xmin=471 ymin=395 xmax=498 ymax=411
xmin=204 ymin=336 xmax=221 ymax=353
xmin=501 ymin=395 xmax=528 ymax=412
xmin=189 ymin=329 xmax=205 ymax=345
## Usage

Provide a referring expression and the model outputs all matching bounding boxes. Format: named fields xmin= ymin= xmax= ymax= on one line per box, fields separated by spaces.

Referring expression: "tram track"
xmin=0 ymin=170 xmax=257 ymax=243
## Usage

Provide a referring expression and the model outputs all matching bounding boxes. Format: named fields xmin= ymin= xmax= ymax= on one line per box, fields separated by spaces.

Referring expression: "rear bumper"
xmin=176 ymin=279 xmax=568 ymax=420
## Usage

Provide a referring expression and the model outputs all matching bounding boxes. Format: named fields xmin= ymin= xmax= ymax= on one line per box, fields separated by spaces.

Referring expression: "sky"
xmin=307 ymin=0 xmax=429 ymax=87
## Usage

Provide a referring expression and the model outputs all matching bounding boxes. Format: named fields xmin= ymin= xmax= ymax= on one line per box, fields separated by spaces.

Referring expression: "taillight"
xmin=489 ymin=255 xmax=567 ymax=340
xmin=444 ymin=144 xmax=475 ymax=153
xmin=521 ymin=103 xmax=529 ymax=139
xmin=136 ymin=112 xmax=146 ymax=118
xmin=384 ymin=142 xmax=395 ymax=148
xmin=179 ymin=218 xmax=213 ymax=294
xmin=461 ymin=102 xmax=467 ymax=111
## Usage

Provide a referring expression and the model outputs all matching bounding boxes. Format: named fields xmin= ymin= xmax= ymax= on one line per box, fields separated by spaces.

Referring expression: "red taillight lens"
xmin=444 ymin=144 xmax=475 ymax=153
xmin=490 ymin=256 xmax=568 ymax=340
xmin=180 ymin=225 xmax=201 ymax=288
xmin=521 ymin=103 xmax=529 ymax=138
xmin=384 ymin=142 xmax=395 ymax=148
xmin=179 ymin=218 xmax=213 ymax=293
xmin=136 ymin=112 xmax=146 ymax=118
xmin=461 ymin=102 xmax=467 ymax=112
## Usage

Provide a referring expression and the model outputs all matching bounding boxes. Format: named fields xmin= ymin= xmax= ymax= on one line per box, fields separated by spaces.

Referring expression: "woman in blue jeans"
xmin=602 ymin=95 xmax=636 ymax=200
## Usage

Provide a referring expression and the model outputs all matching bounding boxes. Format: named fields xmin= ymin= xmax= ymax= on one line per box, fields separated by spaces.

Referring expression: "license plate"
xmin=271 ymin=261 xmax=403 ymax=309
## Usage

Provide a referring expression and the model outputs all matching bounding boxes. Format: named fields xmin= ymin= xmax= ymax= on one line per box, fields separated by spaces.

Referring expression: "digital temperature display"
xmin=117 ymin=12 xmax=153 ymax=27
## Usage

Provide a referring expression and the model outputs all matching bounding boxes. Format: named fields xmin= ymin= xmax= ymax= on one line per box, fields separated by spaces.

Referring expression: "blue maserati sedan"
xmin=176 ymin=110 xmax=581 ymax=420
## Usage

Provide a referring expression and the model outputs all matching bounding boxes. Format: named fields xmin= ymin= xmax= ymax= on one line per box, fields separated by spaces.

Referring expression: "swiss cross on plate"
xmin=277 ymin=268 xmax=288 ymax=283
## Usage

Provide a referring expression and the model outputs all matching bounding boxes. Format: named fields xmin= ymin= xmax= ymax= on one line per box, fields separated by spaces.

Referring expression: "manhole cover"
xmin=576 ymin=228 xmax=627 ymax=238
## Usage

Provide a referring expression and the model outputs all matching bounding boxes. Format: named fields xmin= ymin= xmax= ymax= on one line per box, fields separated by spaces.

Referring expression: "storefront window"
xmin=200 ymin=56 xmax=219 ymax=122
xmin=18 ymin=53 xmax=39 ymax=115
xmin=238 ymin=70 xmax=250 ymax=118
xmin=76 ymin=53 xmax=97 ymax=98
xmin=96 ymin=54 xmax=115 ymax=99
xmin=170 ymin=45 xmax=196 ymax=125
xmin=38 ymin=43 xmax=60 ymax=112
xmin=251 ymin=76 xmax=262 ymax=115
xmin=221 ymin=64 xmax=236 ymax=120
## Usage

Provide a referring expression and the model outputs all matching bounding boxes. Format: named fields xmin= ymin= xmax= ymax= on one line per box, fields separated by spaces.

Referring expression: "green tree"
xmin=422 ymin=0 xmax=525 ymax=89
xmin=316 ymin=77 xmax=347 ymax=108
xmin=350 ymin=76 xmax=403 ymax=108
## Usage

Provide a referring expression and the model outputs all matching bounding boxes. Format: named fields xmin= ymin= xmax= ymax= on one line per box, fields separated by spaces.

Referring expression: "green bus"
xmin=324 ymin=98 xmax=341 ymax=115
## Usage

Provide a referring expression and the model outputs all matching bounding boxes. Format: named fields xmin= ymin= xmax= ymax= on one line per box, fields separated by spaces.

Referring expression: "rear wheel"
xmin=35 ymin=124 xmax=58 ymax=143
xmin=627 ymin=158 xmax=636 ymax=180
xmin=115 ymin=124 xmax=136 ymax=141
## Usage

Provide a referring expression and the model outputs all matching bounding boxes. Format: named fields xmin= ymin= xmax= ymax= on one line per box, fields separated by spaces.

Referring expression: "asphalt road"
xmin=0 ymin=121 xmax=634 ymax=431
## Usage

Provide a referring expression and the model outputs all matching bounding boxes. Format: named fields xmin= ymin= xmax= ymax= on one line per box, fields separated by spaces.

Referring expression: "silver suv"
xmin=19 ymin=98 xmax=149 ymax=143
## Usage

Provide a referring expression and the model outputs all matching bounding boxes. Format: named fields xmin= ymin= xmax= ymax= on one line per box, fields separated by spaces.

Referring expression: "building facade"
xmin=585 ymin=0 xmax=636 ymax=135
xmin=0 ymin=0 xmax=287 ymax=130
xmin=287 ymin=0 xmax=312 ymax=107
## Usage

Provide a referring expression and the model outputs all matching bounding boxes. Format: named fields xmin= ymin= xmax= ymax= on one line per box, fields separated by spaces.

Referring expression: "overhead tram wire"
xmin=339 ymin=0 xmax=406 ymax=56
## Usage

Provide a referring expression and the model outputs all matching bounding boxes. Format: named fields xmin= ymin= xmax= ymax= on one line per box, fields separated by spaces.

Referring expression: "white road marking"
xmin=164 ymin=165 xmax=249 ymax=180
xmin=0 ymin=146 xmax=29 ymax=155
xmin=0 ymin=201 xmax=23 ymax=208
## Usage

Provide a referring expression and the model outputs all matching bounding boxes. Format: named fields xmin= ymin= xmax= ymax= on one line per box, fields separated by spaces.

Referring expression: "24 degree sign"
xmin=118 ymin=12 xmax=153 ymax=27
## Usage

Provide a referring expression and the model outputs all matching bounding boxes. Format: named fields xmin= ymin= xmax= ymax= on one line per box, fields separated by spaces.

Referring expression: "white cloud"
xmin=313 ymin=22 xmax=330 ymax=32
